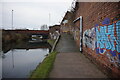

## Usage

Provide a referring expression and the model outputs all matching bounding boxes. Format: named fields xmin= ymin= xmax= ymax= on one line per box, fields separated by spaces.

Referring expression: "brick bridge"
xmin=3 ymin=29 xmax=49 ymax=39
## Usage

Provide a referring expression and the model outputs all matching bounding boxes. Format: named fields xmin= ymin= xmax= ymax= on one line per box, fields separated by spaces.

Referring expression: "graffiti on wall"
xmin=83 ymin=28 xmax=96 ymax=50
xmin=83 ymin=18 xmax=120 ymax=67
xmin=74 ymin=29 xmax=80 ymax=40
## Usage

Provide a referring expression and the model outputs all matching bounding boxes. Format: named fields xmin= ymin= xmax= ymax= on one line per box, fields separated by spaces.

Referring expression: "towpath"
xmin=49 ymin=33 xmax=107 ymax=78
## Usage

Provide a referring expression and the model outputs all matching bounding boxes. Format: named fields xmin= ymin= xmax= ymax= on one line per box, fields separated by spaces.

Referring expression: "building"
xmin=60 ymin=11 xmax=74 ymax=33
xmin=71 ymin=2 xmax=120 ymax=77
xmin=49 ymin=25 xmax=60 ymax=39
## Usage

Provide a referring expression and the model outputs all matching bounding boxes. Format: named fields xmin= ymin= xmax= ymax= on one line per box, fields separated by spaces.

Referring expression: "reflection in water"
xmin=2 ymin=41 xmax=51 ymax=78
xmin=2 ymin=41 xmax=51 ymax=53
xmin=11 ymin=50 xmax=14 ymax=69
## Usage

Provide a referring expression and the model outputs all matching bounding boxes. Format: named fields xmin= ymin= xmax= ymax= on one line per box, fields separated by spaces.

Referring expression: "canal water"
xmin=2 ymin=41 xmax=51 ymax=78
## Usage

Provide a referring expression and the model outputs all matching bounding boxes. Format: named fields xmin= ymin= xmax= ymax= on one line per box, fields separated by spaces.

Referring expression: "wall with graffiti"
xmin=83 ymin=18 xmax=120 ymax=67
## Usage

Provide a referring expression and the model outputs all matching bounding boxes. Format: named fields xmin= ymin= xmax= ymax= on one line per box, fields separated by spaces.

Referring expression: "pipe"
xmin=73 ymin=16 xmax=83 ymax=52
xmin=73 ymin=17 xmax=80 ymax=23
xmin=79 ymin=16 xmax=82 ymax=52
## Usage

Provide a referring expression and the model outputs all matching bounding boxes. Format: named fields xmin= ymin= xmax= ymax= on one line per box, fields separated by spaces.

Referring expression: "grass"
xmin=47 ymin=39 xmax=56 ymax=46
xmin=30 ymin=51 xmax=57 ymax=79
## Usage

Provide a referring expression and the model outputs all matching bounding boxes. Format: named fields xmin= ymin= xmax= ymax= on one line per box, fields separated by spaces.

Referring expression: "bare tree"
xmin=69 ymin=0 xmax=77 ymax=12
xmin=40 ymin=24 xmax=48 ymax=30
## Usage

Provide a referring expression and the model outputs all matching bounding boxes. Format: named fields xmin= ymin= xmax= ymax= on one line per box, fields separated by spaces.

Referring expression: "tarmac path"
xmin=49 ymin=33 xmax=107 ymax=78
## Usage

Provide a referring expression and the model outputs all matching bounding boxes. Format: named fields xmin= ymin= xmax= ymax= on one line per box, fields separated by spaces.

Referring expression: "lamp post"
xmin=12 ymin=10 xmax=14 ymax=30
xmin=49 ymin=13 xmax=51 ymax=30
xmin=11 ymin=10 xmax=14 ymax=68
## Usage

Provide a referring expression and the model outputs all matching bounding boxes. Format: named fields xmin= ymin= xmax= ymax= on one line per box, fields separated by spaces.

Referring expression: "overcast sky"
xmin=1 ymin=0 xmax=73 ymax=30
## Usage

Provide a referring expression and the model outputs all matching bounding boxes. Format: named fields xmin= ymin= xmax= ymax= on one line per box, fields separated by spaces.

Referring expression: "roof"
xmin=60 ymin=11 xmax=74 ymax=25
xmin=49 ymin=25 xmax=60 ymax=28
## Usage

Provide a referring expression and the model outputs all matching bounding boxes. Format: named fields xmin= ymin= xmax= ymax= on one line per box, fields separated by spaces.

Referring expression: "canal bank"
xmin=30 ymin=35 xmax=60 ymax=78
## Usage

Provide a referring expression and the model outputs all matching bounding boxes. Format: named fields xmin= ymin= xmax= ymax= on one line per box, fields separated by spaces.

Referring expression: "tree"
xmin=40 ymin=24 xmax=48 ymax=30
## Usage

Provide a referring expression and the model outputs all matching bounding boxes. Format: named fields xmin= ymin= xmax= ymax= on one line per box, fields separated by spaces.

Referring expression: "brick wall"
xmin=61 ymin=11 xmax=74 ymax=33
xmin=49 ymin=25 xmax=60 ymax=39
xmin=49 ymin=25 xmax=60 ymax=34
xmin=73 ymin=2 xmax=120 ymax=78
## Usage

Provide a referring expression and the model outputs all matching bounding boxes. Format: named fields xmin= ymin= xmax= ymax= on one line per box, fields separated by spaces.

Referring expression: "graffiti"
xmin=83 ymin=18 xmax=120 ymax=67
xmin=83 ymin=27 xmax=96 ymax=50
xmin=74 ymin=29 xmax=80 ymax=40
xmin=96 ymin=20 xmax=120 ymax=53
xmin=102 ymin=18 xmax=110 ymax=25
xmin=106 ymin=51 xmax=120 ymax=67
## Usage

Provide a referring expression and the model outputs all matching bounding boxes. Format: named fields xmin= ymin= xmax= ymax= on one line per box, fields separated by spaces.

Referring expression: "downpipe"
xmin=79 ymin=16 xmax=83 ymax=52
xmin=73 ymin=16 xmax=83 ymax=52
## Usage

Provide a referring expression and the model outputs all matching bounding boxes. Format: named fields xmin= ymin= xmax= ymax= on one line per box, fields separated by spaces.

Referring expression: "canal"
xmin=2 ymin=41 xmax=51 ymax=78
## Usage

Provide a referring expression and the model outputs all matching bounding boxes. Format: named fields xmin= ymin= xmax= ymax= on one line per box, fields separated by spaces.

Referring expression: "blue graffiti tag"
xmin=116 ymin=21 xmax=120 ymax=53
xmin=102 ymin=18 xmax=110 ymax=25
xmin=96 ymin=20 xmax=120 ymax=55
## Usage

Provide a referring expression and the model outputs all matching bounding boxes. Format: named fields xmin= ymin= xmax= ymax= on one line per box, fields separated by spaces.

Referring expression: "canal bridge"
xmin=3 ymin=29 xmax=49 ymax=39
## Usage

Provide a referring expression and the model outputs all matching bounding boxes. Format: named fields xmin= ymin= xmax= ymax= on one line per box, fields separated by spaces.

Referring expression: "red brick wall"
xmin=61 ymin=11 xmax=74 ymax=33
xmin=73 ymin=2 xmax=120 ymax=78
xmin=49 ymin=25 xmax=60 ymax=39
xmin=49 ymin=25 xmax=60 ymax=34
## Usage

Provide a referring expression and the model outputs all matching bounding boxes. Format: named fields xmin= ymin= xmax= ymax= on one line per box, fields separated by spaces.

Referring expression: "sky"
xmin=1 ymin=0 xmax=73 ymax=30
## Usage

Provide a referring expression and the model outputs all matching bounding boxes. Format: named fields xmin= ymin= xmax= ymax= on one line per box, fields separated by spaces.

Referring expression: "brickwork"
xmin=49 ymin=25 xmax=60 ymax=34
xmin=61 ymin=11 xmax=74 ymax=33
xmin=49 ymin=25 xmax=60 ymax=39
xmin=73 ymin=2 xmax=120 ymax=78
